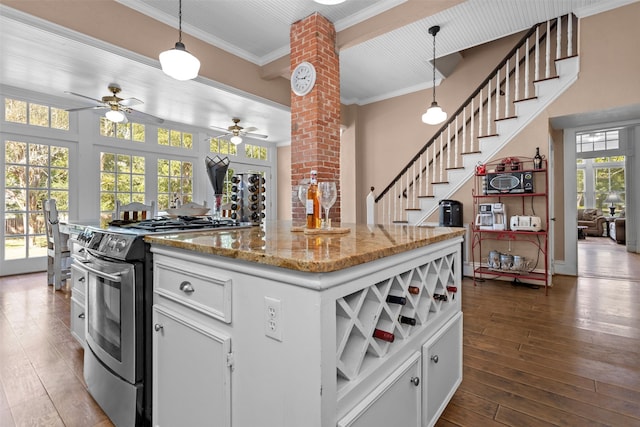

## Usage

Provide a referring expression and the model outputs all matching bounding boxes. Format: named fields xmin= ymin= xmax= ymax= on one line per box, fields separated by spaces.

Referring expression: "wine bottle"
xmin=386 ymin=295 xmax=407 ymax=305
xmin=249 ymin=194 xmax=259 ymax=202
xmin=306 ymin=170 xmax=321 ymax=229
xmin=408 ymin=286 xmax=420 ymax=295
xmin=398 ymin=315 xmax=416 ymax=326
xmin=533 ymin=147 xmax=543 ymax=170
xmin=433 ymin=294 xmax=448 ymax=301
xmin=446 ymin=285 xmax=457 ymax=293
xmin=372 ymin=328 xmax=394 ymax=343
xmin=231 ymin=176 xmax=240 ymax=184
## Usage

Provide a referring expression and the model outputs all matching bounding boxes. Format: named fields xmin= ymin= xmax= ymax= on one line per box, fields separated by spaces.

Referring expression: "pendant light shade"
xmin=230 ymin=135 xmax=243 ymax=145
xmin=160 ymin=0 xmax=200 ymax=81
xmin=422 ymin=25 xmax=447 ymax=125
xmin=313 ymin=0 xmax=347 ymax=4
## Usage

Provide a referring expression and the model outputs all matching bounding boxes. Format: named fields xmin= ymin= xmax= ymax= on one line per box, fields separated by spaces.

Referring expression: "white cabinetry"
xmin=70 ymin=262 xmax=87 ymax=347
xmin=150 ymin=235 xmax=463 ymax=427
xmin=152 ymin=256 xmax=233 ymax=427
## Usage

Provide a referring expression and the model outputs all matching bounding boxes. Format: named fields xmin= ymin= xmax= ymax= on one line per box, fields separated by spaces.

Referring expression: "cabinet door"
xmin=422 ymin=312 xmax=463 ymax=427
xmin=153 ymin=305 xmax=231 ymax=427
xmin=338 ymin=352 xmax=421 ymax=427
xmin=70 ymin=296 xmax=85 ymax=347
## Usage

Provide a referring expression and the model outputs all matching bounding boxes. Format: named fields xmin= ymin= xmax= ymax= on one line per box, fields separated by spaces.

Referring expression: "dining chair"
xmin=42 ymin=199 xmax=72 ymax=290
xmin=115 ymin=200 xmax=156 ymax=222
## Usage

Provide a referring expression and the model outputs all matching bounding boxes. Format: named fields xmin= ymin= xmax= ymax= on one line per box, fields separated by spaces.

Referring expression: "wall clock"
xmin=291 ymin=61 xmax=316 ymax=96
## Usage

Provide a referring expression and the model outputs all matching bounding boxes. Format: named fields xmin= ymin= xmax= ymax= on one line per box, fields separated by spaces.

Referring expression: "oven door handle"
xmin=80 ymin=262 xmax=123 ymax=283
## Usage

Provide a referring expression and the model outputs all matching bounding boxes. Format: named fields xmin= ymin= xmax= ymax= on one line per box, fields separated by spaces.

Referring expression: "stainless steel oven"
xmin=77 ymin=228 xmax=150 ymax=427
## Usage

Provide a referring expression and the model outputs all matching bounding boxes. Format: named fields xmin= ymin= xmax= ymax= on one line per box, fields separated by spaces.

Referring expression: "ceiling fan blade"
xmin=210 ymin=132 xmax=232 ymax=139
xmin=243 ymin=126 xmax=258 ymax=133
xmin=244 ymin=131 xmax=268 ymax=139
xmin=120 ymin=97 xmax=143 ymax=107
xmin=65 ymin=105 xmax=106 ymax=112
xmin=65 ymin=91 xmax=104 ymax=104
xmin=210 ymin=124 xmax=231 ymax=132
xmin=125 ymin=108 xmax=164 ymax=124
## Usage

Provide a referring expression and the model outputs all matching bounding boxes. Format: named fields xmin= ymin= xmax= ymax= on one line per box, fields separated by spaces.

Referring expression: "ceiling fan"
xmin=65 ymin=83 xmax=164 ymax=124
xmin=210 ymin=118 xmax=268 ymax=145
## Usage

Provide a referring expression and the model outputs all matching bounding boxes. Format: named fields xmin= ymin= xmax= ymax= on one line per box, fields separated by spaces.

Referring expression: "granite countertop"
xmin=144 ymin=221 xmax=465 ymax=273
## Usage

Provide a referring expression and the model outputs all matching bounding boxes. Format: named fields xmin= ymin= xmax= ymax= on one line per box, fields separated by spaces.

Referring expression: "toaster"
xmin=510 ymin=215 xmax=542 ymax=231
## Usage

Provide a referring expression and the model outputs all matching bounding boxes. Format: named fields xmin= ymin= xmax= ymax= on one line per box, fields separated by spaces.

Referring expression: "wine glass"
xmin=318 ymin=182 xmax=337 ymax=228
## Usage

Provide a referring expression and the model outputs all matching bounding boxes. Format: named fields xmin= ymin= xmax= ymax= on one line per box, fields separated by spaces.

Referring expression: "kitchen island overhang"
xmin=146 ymin=221 xmax=464 ymax=427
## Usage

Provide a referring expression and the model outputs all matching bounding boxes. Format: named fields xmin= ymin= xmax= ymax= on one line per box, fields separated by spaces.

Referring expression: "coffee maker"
xmin=475 ymin=203 xmax=507 ymax=230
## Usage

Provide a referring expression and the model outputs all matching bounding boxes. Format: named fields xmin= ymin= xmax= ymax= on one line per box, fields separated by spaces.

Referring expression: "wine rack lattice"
xmin=336 ymin=253 xmax=457 ymax=387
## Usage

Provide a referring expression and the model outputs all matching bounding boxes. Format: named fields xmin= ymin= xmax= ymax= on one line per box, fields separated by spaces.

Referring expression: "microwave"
xmin=485 ymin=171 xmax=534 ymax=194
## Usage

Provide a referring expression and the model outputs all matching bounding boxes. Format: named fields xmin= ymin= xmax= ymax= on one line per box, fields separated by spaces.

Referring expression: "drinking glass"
xmin=297 ymin=184 xmax=308 ymax=226
xmin=318 ymin=182 xmax=337 ymax=228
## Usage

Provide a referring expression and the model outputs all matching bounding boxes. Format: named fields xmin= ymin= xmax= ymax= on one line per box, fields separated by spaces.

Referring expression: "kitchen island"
xmin=145 ymin=221 xmax=465 ymax=427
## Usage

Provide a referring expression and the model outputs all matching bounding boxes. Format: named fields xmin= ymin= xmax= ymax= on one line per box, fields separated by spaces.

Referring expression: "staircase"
xmin=372 ymin=15 xmax=579 ymax=226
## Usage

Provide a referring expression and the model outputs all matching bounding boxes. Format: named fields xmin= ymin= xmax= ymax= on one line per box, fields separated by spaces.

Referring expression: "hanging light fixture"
xmin=159 ymin=0 xmax=201 ymax=81
xmin=230 ymin=135 xmax=243 ymax=145
xmin=313 ymin=0 xmax=347 ymax=4
xmin=422 ymin=25 xmax=447 ymax=125
xmin=105 ymin=107 xmax=126 ymax=123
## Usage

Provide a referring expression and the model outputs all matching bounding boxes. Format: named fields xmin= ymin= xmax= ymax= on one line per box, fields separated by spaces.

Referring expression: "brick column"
xmin=290 ymin=13 xmax=341 ymax=225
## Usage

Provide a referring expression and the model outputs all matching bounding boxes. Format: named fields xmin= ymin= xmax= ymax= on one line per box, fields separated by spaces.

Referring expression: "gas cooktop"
xmin=109 ymin=216 xmax=244 ymax=232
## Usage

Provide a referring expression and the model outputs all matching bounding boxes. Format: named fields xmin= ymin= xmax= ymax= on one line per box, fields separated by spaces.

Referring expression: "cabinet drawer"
xmin=422 ymin=312 xmax=462 ymax=427
xmin=338 ymin=352 xmax=421 ymax=427
xmin=70 ymin=296 xmax=85 ymax=347
xmin=70 ymin=263 xmax=87 ymax=296
xmin=154 ymin=258 xmax=232 ymax=323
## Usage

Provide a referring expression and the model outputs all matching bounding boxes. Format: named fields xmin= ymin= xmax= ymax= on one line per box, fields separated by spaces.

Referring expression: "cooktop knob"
xmin=115 ymin=238 xmax=128 ymax=252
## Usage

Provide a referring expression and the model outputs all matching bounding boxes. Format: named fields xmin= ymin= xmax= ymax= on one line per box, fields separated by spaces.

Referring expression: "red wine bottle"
xmin=446 ymin=286 xmax=457 ymax=293
xmin=373 ymin=328 xmax=394 ymax=342
xmin=386 ymin=295 xmax=407 ymax=305
xmin=408 ymin=286 xmax=420 ymax=295
xmin=398 ymin=315 xmax=416 ymax=326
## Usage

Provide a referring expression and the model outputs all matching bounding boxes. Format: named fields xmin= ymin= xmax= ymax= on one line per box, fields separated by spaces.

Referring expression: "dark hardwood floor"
xmin=1 ymin=239 xmax=639 ymax=426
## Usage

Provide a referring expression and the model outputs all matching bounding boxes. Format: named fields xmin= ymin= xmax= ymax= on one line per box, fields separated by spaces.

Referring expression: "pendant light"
xmin=159 ymin=0 xmax=200 ymax=81
xmin=422 ymin=25 xmax=447 ymax=125
xmin=230 ymin=135 xmax=243 ymax=145
xmin=313 ymin=0 xmax=347 ymax=4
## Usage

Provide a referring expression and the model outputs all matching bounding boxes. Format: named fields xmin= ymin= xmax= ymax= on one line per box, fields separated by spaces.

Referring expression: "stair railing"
xmin=373 ymin=14 xmax=576 ymax=225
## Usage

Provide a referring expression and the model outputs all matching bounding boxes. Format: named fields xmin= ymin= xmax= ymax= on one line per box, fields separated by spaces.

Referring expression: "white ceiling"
xmin=0 ymin=0 xmax=634 ymax=145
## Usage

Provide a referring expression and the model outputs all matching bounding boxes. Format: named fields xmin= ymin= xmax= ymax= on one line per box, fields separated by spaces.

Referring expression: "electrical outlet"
xmin=264 ymin=296 xmax=282 ymax=341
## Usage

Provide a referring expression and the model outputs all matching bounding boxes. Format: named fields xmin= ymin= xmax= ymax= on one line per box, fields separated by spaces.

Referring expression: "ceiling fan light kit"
xmin=422 ymin=25 xmax=447 ymax=126
xmin=160 ymin=0 xmax=200 ymax=81
xmin=230 ymin=135 xmax=243 ymax=145
xmin=313 ymin=0 xmax=347 ymax=5
xmin=105 ymin=108 xmax=126 ymax=123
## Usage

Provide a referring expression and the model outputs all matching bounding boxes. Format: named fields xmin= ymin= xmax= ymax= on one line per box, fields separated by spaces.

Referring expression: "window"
xmin=576 ymin=129 xmax=620 ymax=153
xmin=576 ymin=156 xmax=625 ymax=213
xmin=4 ymin=140 xmax=69 ymax=260
xmin=158 ymin=128 xmax=193 ymax=149
xmin=5 ymin=97 xmax=69 ymax=130
xmin=100 ymin=117 xmax=145 ymax=142
xmin=100 ymin=152 xmax=146 ymax=226
xmin=157 ymin=159 xmax=193 ymax=209
xmin=209 ymin=137 xmax=237 ymax=156
xmin=245 ymin=143 xmax=268 ymax=160
xmin=576 ymin=169 xmax=585 ymax=209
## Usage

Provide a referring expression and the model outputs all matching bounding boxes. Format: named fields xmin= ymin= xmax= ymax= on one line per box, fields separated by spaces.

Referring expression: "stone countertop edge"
xmin=144 ymin=221 xmax=465 ymax=273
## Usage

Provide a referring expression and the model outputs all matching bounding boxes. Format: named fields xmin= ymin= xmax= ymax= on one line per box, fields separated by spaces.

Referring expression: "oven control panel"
xmin=79 ymin=228 xmax=145 ymax=261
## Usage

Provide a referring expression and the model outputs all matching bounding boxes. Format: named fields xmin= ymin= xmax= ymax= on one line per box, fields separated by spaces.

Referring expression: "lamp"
xmin=159 ymin=0 xmax=200 ymax=81
xmin=604 ymin=192 xmax=622 ymax=216
xmin=422 ymin=25 xmax=448 ymax=125
xmin=105 ymin=108 xmax=126 ymax=123
xmin=230 ymin=135 xmax=242 ymax=145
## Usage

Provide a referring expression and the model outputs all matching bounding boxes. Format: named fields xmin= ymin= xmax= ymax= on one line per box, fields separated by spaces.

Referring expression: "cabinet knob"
xmin=154 ymin=324 xmax=164 ymax=332
xmin=431 ymin=355 xmax=439 ymax=364
xmin=410 ymin=376 xmax=420 ymax=386
xmin=79 ymin=277 xmax=85 ymax=282
xmin=179 ymin=281 xmax=195 ymax=294
xmin=78 ymin=313 xmax=85 ymax=319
